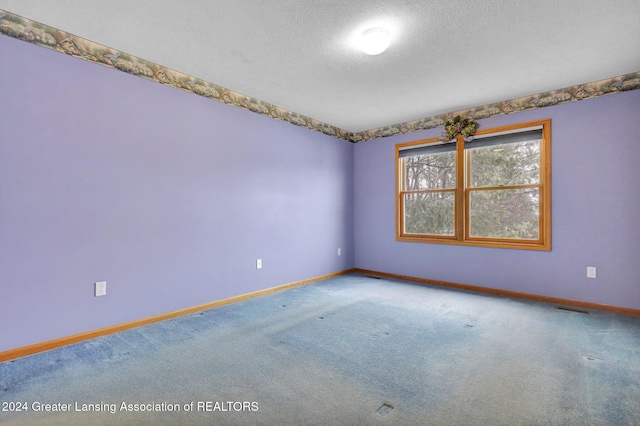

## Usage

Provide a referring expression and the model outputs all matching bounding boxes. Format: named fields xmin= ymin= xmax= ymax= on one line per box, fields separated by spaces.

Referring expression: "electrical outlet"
xmin=337 ymin=248 xmax=341 ymax=256
xmin=95 ymin=281 xmax=107 ymax=297
xmin=256 ymin=259 xmax=262 ymax=269
xmin=587 ymin=267 xmax=597 ymax=279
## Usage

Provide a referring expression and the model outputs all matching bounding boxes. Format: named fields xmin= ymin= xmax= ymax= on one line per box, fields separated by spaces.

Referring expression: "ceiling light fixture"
xmin=359 ymin=28 xmax=390 ymax=55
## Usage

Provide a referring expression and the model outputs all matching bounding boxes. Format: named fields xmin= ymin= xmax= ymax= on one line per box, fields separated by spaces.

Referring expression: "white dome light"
xmin=359 ymin=28 xmax=390 ymax=55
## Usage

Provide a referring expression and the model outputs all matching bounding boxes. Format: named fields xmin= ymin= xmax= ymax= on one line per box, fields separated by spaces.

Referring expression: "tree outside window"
xmin=396 ymin=119 xmax=551 ymax=250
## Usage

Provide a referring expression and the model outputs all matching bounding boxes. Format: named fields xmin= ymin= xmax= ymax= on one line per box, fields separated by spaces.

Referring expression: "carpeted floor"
xmin=1 ymin=273 xmax=639 ymax=425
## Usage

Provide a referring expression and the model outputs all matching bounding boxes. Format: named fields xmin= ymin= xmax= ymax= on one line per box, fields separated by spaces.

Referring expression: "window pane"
xmin=404 ymin=151 xmax=456 ymax=190
xmin=404 ymin=192 xmax=455 ymax=235
xmin=469 ymin=188 xmax=539 ymax=239
xmin=469 ymin=140 xmax=540 ymax=188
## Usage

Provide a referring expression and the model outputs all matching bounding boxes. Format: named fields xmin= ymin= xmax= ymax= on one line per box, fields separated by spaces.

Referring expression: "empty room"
xmin=1 ymin=1 xmax=639 ymax=425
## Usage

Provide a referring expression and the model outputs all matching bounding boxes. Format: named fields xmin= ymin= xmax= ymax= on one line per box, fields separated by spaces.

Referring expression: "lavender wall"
xmin=2 ymin=31 xmax=639 ymax=355
xmin=355 ymin=89 xmax=640 ymax=310
xmin=0 ymin=35 xmax=354 ymax=352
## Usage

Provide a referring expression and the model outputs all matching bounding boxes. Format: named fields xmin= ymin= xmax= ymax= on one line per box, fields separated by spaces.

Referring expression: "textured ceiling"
xmin=1 ymin=0 xmax=639 ymax=134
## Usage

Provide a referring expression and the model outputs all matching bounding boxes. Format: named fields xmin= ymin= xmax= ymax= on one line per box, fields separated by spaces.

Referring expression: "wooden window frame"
xmin=396 ymin=119 xmax=551 ymax=251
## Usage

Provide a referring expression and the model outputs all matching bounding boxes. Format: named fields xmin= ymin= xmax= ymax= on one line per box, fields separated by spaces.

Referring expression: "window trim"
xmin=396 ymin=119 xmax=551 ymax=251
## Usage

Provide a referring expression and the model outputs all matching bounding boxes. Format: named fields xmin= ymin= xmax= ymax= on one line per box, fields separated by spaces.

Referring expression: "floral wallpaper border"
xmin=358 ymin=71 xmax=640 ymax=142
xmin=2 ymin=9 xmax=639 ymax=143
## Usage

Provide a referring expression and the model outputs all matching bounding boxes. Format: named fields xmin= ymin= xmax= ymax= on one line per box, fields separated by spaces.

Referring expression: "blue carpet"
xmin=1 ymin=274 xmax=639 ymax=425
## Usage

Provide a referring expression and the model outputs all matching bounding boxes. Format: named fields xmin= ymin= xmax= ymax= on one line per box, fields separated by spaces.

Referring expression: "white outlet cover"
xmin=95 ymin=281 xmax=107 ymax=296
xmin=587 ymin=267 xmax=597 ymax=279
xmin=256 ymin=259 xmax=262 ymax=269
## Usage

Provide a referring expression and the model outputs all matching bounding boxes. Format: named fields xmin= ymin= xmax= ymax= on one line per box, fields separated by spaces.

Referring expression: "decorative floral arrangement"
xmin=440 ymin=115 xmax=478 ymax=143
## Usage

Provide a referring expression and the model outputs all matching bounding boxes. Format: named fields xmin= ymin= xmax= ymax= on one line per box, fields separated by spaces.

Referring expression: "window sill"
xmin=396 ymin=235 xmax=551 ymax=251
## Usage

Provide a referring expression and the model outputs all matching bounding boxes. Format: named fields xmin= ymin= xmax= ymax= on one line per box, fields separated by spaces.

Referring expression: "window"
xmin=396 ymin=119 xmax=551 ymax=250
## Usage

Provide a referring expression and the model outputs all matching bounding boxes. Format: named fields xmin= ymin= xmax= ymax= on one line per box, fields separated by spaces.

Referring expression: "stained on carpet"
xmin=376 ymin=403 xmax=394 ymax=416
